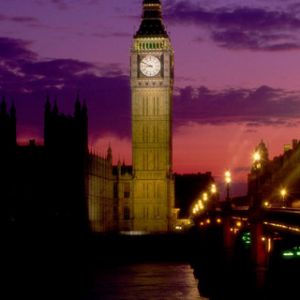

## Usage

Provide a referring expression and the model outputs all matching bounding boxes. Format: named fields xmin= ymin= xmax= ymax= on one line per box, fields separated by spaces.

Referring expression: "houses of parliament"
xmin=0 ymin=0 xmax=178 ymax=234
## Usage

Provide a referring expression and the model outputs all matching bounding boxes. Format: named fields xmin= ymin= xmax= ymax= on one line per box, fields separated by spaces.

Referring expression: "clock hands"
xmin=141 ymin=61 xmax=153 ymax=68
xmin=140 ymin=56 xmax=160 ymax=76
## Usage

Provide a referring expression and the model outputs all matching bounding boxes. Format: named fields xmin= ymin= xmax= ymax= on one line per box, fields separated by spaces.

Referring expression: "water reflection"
xmin=87 ymin=263 xmax=206 ymax=300
xmin=189 ymin=225 xmax=300 ymax=300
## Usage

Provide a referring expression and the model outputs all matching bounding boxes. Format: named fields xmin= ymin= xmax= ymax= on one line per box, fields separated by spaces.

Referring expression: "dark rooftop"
xmin=135 ymin=0 xmax=168 ymax=37
xmin=143 ymin=0 xmax=161 ymax=4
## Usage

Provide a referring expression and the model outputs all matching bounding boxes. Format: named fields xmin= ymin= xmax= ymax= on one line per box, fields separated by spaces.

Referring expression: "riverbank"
xmin=3 ymin=231 xmax=195 ymax=300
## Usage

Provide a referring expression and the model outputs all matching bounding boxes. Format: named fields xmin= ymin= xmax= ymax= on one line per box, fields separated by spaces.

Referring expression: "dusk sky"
xmin=2 ymin=0 xmax=300 ymax=196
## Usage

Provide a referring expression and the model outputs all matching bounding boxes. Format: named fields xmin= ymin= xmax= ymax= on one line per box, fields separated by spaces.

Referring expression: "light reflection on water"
xmin=88 ymin=263 xmax=207 ymax=300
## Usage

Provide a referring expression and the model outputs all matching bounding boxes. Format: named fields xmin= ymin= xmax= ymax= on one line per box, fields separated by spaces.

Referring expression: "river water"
xmin=87 ymin=263 xmax=206 ymax=300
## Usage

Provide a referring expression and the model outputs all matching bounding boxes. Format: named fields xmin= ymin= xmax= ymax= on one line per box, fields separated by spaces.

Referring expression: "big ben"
xmin=131 ymin=0 xmax=175 ymax=232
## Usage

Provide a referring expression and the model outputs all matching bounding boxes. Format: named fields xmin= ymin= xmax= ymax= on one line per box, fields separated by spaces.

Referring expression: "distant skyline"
xmin=2 ymin=0 xmax=300 ymax=196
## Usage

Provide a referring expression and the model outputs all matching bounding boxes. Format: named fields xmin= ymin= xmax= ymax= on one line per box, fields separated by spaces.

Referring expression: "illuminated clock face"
xmin=140 ymin=55 xmax=161 ymax=77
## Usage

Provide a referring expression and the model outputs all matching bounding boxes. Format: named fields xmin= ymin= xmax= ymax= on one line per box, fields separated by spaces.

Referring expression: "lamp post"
xmin=198 ymin=200 xmax=204 ymax=211
xmin=224 ymin=171 xmax=231 ymax=201
xmin=253 ymin=151 xmax=261 ymax=170
xmin=210 ymin=183 xmax=217 ymax=210
xmin=280 ymin=188 xmax=287 ymax=207
xmin=211 ymin=183 xmax=217 ymax=195
xmin=252 ymin=151 xmax=261 ymax=209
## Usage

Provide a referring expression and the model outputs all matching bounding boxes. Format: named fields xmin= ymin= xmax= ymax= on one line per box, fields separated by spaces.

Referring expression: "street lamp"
xmin=198 ymin=200 xmax=204 ymax=210
xmin=210 ymin=183 xmax=217 ymax=210
xmin=211 ymin=183 xmax=217 ymax=195
xmin=224 ymin=170 xmax=231 ymax=201
xmin=192 ymin=204 xmax=199 ymax=215
xmin=280 ymin=188 xmax=287 ymax=207
xmin=202 ymin=192 xmax=208 ymax=202
xmin=253 ymin=151 xmax=261 ymax=169
xmin=252 ymin=151 xmax=261 ymax=208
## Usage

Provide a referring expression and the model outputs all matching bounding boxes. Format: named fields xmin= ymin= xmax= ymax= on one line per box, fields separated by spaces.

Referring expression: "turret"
xmin=1 ymin=97 xmax=7 ymax=115
xmin=75 ymin=93 xmax=81 ymax=118
xmin=82 ymin=100 xmax=87 ymax=118
xmin=10 ymin=102 xmax=16 ymax=119
xmin=45 ymin=96 xmax=51 ymax=116
xmin=44 ymin=96 xmax=51 ymax=147
xmin=117 ymin=159 xmax=122 ymax=177
xmin=10 ymin=102 xmax=16 ymax=146
xmin=53 ymin=98 xmax=58 ymax=115
xmin=107 ymin=145 xmax=112 ymax=163
xmin=0 ymin=96 xmax=16 ymax=148
xmin=255 ymin=140 xmax=269 ymax=164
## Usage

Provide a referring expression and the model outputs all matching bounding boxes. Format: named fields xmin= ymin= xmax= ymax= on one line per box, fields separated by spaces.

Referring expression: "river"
xmin=87 ymin=263 xmax=206 ymax=300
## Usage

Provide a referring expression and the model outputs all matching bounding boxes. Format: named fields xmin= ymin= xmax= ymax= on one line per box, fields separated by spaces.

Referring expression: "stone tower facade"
xmin=130 ymin=0 xmax=175 ymax=232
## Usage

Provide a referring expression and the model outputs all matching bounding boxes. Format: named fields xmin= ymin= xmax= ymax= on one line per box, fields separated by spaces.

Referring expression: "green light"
xmin=283 ymin=252 xmax=294 ymax=256
xmin=241 ymin=231 xmax=251 ymax=247
xmin=281 ymin=245 xmax=300 ymax=259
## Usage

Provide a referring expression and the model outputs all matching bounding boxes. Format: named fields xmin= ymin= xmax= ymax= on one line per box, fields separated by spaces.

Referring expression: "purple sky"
xmin=2 ymin=0 xmax=300 ymax=196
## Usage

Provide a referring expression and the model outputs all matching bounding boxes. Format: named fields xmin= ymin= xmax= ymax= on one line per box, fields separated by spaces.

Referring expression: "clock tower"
xmin=131 ymin=0 xmax=175 ymax=232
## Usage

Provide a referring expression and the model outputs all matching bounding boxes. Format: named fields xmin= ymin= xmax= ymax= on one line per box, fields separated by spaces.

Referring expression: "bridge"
xmin=189 ymin=205 xmax=300 ymax=300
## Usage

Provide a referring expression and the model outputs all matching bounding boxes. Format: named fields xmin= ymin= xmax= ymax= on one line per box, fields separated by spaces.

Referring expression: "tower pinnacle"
xmin=135 ymin=0 xmax=167 ymax=37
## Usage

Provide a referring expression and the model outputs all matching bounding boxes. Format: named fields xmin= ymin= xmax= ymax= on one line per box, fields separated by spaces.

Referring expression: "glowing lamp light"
xmin=224 ymin=171 xmax=231 ymax=184
xmin=236 ymin=221 xmax=242 ymax=227
xmin=253 ymin=151 xmax=261 ymax=162
xmin=253 ymin=151 xmax=262 ymax=170
xmin=282 ymin=246 xmax=300 ymax=259
xmin=211 ymin=184 xmax=217 ymax=194
xmin=280 ymin=188 xmax=287 ymax=197
xmin=198 ymin=200 xmax=204 ymax=210
xmin=280 ymin=188 xmax=287 ymax=207
xmin=225 ymin=177 xmax=231 ymax=184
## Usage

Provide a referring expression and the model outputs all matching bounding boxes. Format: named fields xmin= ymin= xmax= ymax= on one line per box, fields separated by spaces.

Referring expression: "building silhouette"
xmin=0 ymin=93 xmax=178 ymax=234
xmin=0 ymin=98 xmax=16 ymax=231
xmin=248 ymin=139 xmax=300 ymax=207
xmin=1 ymin=96 xmax=90 ymax=236
xmin=1 ymin=0 xmax=181 ymax=235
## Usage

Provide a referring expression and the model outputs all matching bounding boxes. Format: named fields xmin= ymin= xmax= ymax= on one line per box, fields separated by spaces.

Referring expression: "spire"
xmin=10 ymin=101 xmax=16 ymax=119
xmin=107 ymin=144 xmax=112 ymax=162
xmin=45 ymin=95 xmax=51 ymax=114
xmin=1 ymin=96 xmax=7 ymax=114
xmin=75 ymin=92 xmax=81 ymax=117
xmin=82 ymin=99 xmax=87 ymax=115
xmin=53 ymin=97 xmax=58 ymax=115
xmin=117 ymin=158 xmax=122 ymax=176
xmin=257 ymin=139 xmax=269 ymax=162
xmin=135 ymin=0 xmax=168 ymax=37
